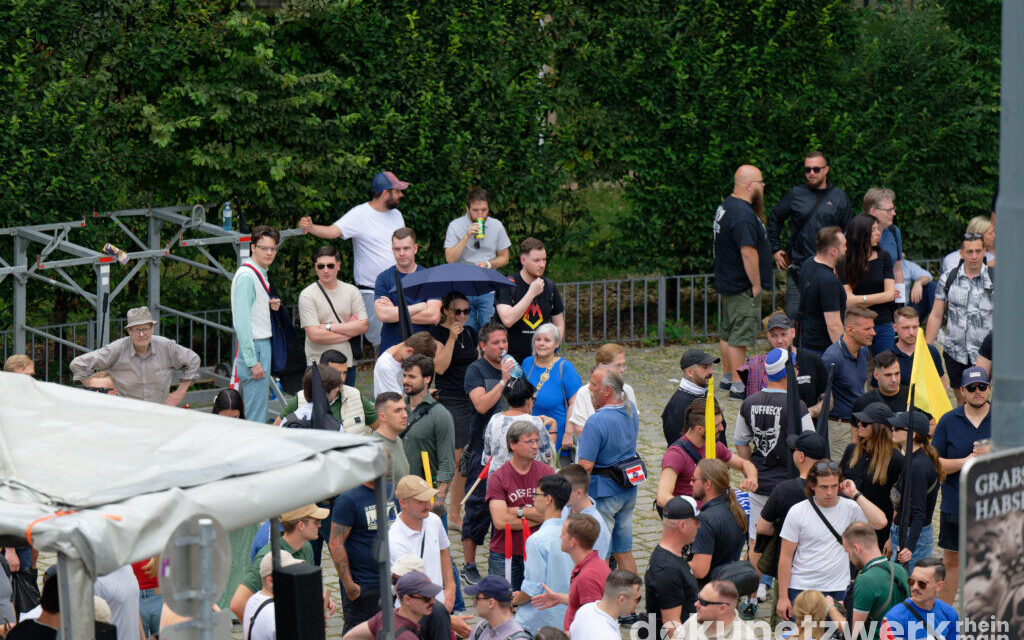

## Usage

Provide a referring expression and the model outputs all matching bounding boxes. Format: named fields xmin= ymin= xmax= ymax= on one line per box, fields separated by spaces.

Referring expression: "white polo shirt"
xmin=388 ymin=512 xmax=450 ymax=603
xmin=568 ymin=602 xmax=619 ymax=640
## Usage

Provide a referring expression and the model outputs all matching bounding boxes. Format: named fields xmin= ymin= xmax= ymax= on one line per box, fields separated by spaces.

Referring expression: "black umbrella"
xmin=784 ymin=353 xmax=801 ymax=476
xmin=815 ymin=363 xmax=836 ymax=454
xmin=393 ymin=271 xmax=414 ymax=342
xmin=898 ymin=385 xmax=917 ymax=568
xmin=388 ymin=263 xmax=514 ymax=299
xmin=308 ymin=364 xmax=334 ymax=430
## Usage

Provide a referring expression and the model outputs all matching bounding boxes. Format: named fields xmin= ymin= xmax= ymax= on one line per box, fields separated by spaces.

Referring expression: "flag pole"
xmin=705 ymin=376 xmax=716 ymax=459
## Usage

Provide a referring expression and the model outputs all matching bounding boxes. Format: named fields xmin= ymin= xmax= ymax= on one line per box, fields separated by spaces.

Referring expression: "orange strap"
xmin=26 ymin=510 xmax=122 ymax=546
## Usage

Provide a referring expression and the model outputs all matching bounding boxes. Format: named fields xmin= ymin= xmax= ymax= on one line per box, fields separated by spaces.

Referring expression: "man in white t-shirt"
xmin=299 ymin=171 xmax=409 ymax=348
xmin=568 ymin=570 xmax=642 ymax=640
xmin=242 ymin=551 xmax=305 ymax=640
xmin=443 ymin=188 xmax=512 ymax=330
xmin=775 ymin=461 xmax=888 ymax=621
xmin=93 ymin=564 xmax=143 ymax=640
xmin=388 ymin=475 xmax=457 ymax=611
xmin=298 ymin=245 xmax=368 ymax=379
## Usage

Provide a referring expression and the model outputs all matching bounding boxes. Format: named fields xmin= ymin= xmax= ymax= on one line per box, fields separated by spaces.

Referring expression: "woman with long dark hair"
xmin=841 ymin=214 xmax=896 ymax=354
xmin=429 ymin=291 xmax=479 ymax=529
xmin=888 ymin=411 xmax=944 ymax=573
xmin=840 ymin=402 xmax=904 ymax=550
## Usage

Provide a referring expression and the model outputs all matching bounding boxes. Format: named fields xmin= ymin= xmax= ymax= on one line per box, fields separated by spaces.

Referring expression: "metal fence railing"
xmin=3 ymin=257 xmax=948 ymax=381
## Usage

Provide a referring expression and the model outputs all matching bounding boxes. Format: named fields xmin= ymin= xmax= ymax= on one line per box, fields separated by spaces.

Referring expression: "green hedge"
xmin=0 ymin=0 xmax=1000 ymax=323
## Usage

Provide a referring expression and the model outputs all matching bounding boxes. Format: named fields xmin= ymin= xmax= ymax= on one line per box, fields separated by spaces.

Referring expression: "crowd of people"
xmin=0 ymin=161 xmax=995 ymax=639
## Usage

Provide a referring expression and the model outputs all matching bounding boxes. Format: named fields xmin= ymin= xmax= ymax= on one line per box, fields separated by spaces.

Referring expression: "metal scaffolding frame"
xmin=0 ymin=205 xmax=303 ymax=362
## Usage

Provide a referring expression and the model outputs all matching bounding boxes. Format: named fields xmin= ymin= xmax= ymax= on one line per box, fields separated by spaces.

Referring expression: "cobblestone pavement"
xmin=39 ymin=341 xmax=950 ymax=639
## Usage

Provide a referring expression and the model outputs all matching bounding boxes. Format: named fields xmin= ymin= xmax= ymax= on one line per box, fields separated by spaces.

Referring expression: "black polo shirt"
xmin=691 ymin=495 xmax=747 ymax=582
xmin=644 ymin=545 xmax=698 ymax=632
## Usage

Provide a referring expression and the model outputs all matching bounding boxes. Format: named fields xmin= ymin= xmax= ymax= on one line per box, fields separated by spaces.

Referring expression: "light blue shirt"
xmin=561 ymin=504 xmax=612 ymax=560
xmin=577 ymin=402 xmax=640 ymax=499
xmin=514 ymin=518 xmax=573 ymax=633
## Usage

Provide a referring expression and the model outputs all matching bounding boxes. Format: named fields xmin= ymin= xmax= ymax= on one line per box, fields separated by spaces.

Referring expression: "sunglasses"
xmin=411 ymin=595 xmax=434 ymax=603
xmin=804 ymin=166 xmax=826 ymax=174
xmin=315 ymin=263 xmax=337 ymax=270
xmin=697 ymin=596 xmax=729 ymax=607
xmin=815 ymin=461 xmax=840 ymax=473
xmin=965 ymin=383 xmax=989 ymax=393
xmin=910 ymin=579 xmax=931 ymax=590
xmin=452 ymin=308 xmax=471 ymax=316
xmin=86 ymin=387 xmax=116 ymax=394
xmin=963 ymin=232 xmax=984 ymax=241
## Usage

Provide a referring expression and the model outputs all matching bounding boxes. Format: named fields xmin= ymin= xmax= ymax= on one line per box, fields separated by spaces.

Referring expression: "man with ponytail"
xmin=690 ymin=459 xmax=748 ymax=584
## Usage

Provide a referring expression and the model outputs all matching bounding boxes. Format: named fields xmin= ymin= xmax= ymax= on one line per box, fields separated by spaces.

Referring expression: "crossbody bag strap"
xmin=248 ymin=597 xmax=274 ymax=640
xmin=808 ymin=498 xmax=844 ymax=545
xmin=242 ymin=263 xmax=271 ymax=295
xmin=316 ymin=282 xmax=344 ymax=323
xmin=899 ymin=600 xmax=943 ymax=640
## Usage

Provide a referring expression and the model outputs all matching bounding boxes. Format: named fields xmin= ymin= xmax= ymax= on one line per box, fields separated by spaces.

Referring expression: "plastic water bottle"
xmin=501 ymin=352 xmax=523 ymax=379
xmin=221 ymin=201 xmax=233 ymax=231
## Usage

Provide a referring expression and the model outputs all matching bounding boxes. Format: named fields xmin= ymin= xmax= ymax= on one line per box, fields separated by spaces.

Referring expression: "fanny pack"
xmin=593 ymin=455 xmax=648 ymax=489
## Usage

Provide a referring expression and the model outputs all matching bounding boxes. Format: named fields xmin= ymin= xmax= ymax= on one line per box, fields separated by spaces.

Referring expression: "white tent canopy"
xmin=0 ymin=372 xmax=386 ymax=636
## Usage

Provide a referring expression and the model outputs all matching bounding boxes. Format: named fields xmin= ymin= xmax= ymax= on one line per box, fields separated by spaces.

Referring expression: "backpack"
xmin=941 ymin=260 xmax=993 ymax=327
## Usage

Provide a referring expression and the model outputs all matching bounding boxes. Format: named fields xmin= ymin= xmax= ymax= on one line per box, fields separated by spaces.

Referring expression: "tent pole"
xmin=56 ymin=554 xmax=96 ymax=640
xmin=270 ymin=516 xmax=282 ymax=572
xmin=375 ymin=476 xmax=394 ymax=640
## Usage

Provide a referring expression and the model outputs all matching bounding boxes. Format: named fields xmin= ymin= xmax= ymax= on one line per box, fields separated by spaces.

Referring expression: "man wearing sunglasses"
xmin=931 ymin=366 xmax=991 ymax=604
xmin=881 ymin=557 xmax=958 ymax=640
xmin=677 ymin=580 xmax=755 ymax=640
xmin=767 ymin=151 xmax=853 ymax=321
xmin=926 ymin=233 xmax=994 ymax=405
xmin=298 ymin=246 xmax=368 ymax=384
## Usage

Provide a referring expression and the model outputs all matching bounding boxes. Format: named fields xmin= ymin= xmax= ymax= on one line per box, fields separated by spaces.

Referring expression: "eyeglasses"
xmin=697 ymin=597 xmax=729 ymax=607
xmin=128 ymin=327 xmax=152 ymax=335
xmin=814 ymin=461 xmax=840 ymax=473
xmin=874 ymin=206 xmax=895 ymax=214
xmin=315 ymin=263 xmax=337 ymax=270
xmin=86 ymin=386 xmax=116 ymax=394
xmin=910 ymin=579 xmax=931 ymax=589
xmin=254 ymin=244 xmax=278 ymax=253
xmin=965 ymin=383 xmax=989 ymax=393
xmin=804 ymin=166 xmax=826 ymax=174
xmin=452 ymin=308 xmax=471 ymax=316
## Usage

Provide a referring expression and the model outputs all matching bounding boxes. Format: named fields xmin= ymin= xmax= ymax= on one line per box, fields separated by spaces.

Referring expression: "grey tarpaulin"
xmin=0 ymin=372 xmax=387 ymax=636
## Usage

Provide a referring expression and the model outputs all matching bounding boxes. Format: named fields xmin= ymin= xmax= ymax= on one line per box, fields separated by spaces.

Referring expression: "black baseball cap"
xmin=852 ymin=402 xmax=895 ymax=427
xmin=663 ymin=495 xmax=699 ymax=519
xmin=464 ymin=575 xmax=514 ymax=602
xmin=787 ymin=431 xmax=829 ymax=460
xmin=680 ymin=348 xmax=720 ymax=370
xmin=887 ymin=412 xmax=930 ymax=437
xmin=766 ymin=313 xmax=795 ymax=331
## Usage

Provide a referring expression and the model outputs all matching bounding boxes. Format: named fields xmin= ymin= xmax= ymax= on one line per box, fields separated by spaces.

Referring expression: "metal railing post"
xmin=13 ymin=235 xmax=27 ymax=354
xmin=148 ymin=213 xmax=162 ymax=317
xmin=657 ymin=276 xmax=666 ymax=347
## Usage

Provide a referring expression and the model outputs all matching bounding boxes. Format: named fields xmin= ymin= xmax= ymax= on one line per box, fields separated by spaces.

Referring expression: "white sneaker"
xmin=756 ymin=582 xmax=769 ymax=602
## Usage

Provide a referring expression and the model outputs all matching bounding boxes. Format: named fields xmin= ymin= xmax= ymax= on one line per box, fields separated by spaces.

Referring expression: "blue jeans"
xmin=465 ymin=291 xmax=495 ymax=332
xmin=871 ymin=322 xmax=895 ymax=356
xmin=236 ymin=337 xmax=272 ymax=424
xmin=594 ymin=490 xmax=637 ymax=554
xmin=488 ymin=551 xmax=525 ymax=590
xmin=890 ymin=523 xmax=934 ymax=574
xmin=139 ymin=588 xmax=163 ymax=637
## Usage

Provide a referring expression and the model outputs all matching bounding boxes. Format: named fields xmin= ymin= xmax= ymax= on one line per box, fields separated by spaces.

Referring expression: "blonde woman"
xmin=522 ymin=323 xmax=581 ymax=460
xmin=776 ymin=590 xmax=844 ymax=639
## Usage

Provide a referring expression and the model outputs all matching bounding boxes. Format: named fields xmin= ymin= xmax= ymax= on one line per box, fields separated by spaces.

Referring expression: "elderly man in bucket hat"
xmin=70 ymin=306 xmax=200 ymax=405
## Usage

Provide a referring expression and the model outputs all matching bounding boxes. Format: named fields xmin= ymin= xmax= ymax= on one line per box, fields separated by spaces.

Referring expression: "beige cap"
xmin=391 ymin=554 xmax=427 ymax=577
xmin=94 ymin=596 xmax=112 ymax=624
xmin=281 ymin=503 xmax=330 ymax=522
xmin=260 ymin=550 xmax=303 ymax=578
xmin=395 ymin=475 xmax=437 ymax=501
xmin=124 ymin=307 xmax=157 ymax=330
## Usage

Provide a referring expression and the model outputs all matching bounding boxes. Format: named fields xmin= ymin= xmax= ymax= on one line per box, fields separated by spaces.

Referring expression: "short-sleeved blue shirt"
xmin=523 ymin=356 xmax=583 ymax=449
xmin=932 ymin=404 xmax=991 ymax=515
xmin=822 ymin=338 xmax=869 ymax=420
xmin=374 ymin=265 xmax=438 ymax=352
xmin=577 ymin=402 xmax=640 ymax=499
xmin=331 ymin=483 xmax=398 ymax=586
xmin=883 ymin=598 xmax=958 ymax=640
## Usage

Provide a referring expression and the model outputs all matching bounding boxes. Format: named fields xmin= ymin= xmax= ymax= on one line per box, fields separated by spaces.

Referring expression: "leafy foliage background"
xmin=0 ymin=0 xmax=1000 ymax=323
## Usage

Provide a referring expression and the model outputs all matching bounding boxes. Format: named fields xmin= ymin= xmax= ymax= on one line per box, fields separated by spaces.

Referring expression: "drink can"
xmin=475 ymin=217 xmax=485 ymax=240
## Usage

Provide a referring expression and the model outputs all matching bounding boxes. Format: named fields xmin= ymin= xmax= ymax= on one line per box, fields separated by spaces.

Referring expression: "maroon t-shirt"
xmin=661 ymin=435 xmax=733 ymax=503
xmin=564 ymin=550 xmax=611 ymax=630
xmin=486 ymin=458 xmax=556 ymax=556
xmin=368 ymin=609 xmax=420 ymax=640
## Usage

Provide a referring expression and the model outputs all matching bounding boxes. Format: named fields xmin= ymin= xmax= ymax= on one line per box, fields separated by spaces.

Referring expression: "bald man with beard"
xmin=713 ymin=165 xmax=774 ymax=399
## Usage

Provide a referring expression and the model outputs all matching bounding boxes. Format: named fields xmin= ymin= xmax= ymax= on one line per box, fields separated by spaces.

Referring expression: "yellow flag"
xmin=706 ymin=375 xmax=716 ymax=459
xmin=421 ymin=451 xmax=434 ymax=505
xmin=908 ymin=328 xmax=953 ymax=421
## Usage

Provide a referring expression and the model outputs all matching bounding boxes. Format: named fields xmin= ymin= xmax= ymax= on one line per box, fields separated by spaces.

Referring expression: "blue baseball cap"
xmin=464 ymin=575 xmax=514 ymax=602
xmin=961 ymin=366 xmax=989 ymax=387
xmin=371 ymin=171 xmax=409 ymax=192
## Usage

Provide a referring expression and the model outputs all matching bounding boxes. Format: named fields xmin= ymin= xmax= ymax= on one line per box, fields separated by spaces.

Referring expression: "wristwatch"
xmin=853 ymin=492 xmax=863 ymax=501
xmin=517 ymin=507 xmax=525 ymax=519
xmin=325 ymin=322 xmax=333 ymax=333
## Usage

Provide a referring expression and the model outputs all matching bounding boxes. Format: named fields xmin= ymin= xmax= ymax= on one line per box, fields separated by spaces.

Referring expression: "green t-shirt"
xmin=279 ymin=388 xmax=377 ymax=424
xmin=852 ymin=556 xmax=909 ymax=639
xmin=241 ymin=539 xmax=315 ymax=593
xmin=372 ymin=431 xmax=410 ymax=484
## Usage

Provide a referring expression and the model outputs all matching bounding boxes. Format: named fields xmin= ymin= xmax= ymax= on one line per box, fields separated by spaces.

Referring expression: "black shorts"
xmin=943 ymin=353 xmax=974 ymax=390
xmin=938 ymin=511 xmax=959 ymax=551
xmin=437 ymin=394 xmax=474 ymax=451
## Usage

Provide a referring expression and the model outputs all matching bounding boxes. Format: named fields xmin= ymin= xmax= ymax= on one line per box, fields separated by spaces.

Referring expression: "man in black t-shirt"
xmin=850 ymin=351 xmax=909 ymax=417
xmin=798 ymin=226 xmax=847 ymax=354
xmin=495 ymin=237 xmax=565 ymax=363
xmin=661 ymin=347 xmax=720 ymax=445
xmin=460 ymin=321 xmax=514 ymax=586
xmin=768 ymin=151 xmax=854 ymax=320
xmin=644 ymin=496 xmax=701 ymax=636
xmin=713 ymin=165 xmax=773 ymax=399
